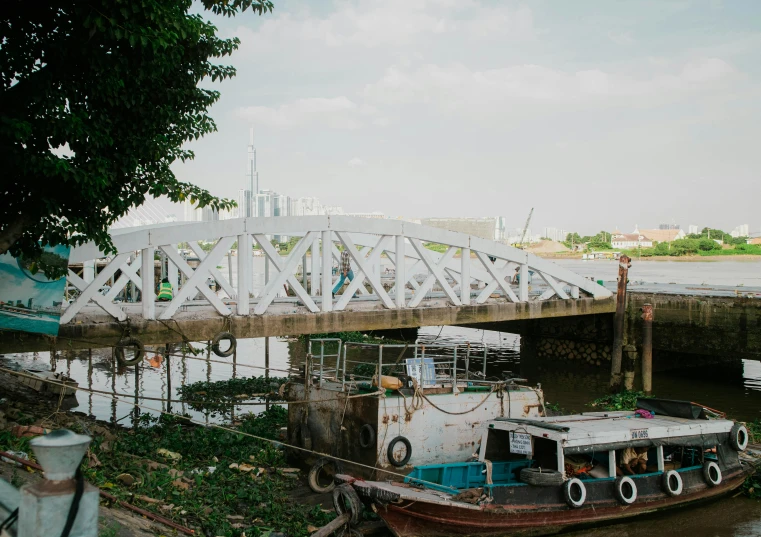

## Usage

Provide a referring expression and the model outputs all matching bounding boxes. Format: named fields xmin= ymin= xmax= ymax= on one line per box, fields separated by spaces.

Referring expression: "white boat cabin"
xmin=479 ymin=411 xmax=738 ymax=479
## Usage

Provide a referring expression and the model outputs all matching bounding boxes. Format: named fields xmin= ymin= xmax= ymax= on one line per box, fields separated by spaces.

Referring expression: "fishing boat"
xmin=285 ymin=339 xmax=545 ymax=487
xmin=334 ymin=398 xmax=754 ymax=536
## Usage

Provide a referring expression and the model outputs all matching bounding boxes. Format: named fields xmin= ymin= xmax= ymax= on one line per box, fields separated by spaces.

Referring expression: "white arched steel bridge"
xmin=32 ymin=216 xmax=616 ymax=349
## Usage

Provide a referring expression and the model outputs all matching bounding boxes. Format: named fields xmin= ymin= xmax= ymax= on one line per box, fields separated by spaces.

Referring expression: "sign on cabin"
xmin=405 ymin=357 xmax=437 ymax=388
xmin=509 ymin=432 xmax=533 ymax=455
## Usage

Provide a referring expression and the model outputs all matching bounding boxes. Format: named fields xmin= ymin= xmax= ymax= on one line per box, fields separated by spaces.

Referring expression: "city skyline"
xmin=170 ymin=128 xmax=760 ymax=238
xmin=163 ymin=0 xmax=761 ymax=234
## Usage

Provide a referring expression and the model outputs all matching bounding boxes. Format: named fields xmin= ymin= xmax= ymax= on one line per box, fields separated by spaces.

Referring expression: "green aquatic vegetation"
xmin=588 ymin=391 xmax=651 ymax=411
xmin=747 ymin=419 xmax=761 ymax=444
xmin=177 ymin=376 xmax=288 ymax=416
xmin=82 ymin=407 xmax=331 ymax=537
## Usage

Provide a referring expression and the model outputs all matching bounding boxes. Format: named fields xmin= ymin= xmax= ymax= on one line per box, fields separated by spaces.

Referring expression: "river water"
xmin=1 ymin=257 xmax=760 ymax=534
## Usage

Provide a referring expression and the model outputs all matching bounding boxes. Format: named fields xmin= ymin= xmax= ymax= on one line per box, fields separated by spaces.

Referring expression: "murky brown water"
xmin=1 ymin=259 xmax=760 ymax=534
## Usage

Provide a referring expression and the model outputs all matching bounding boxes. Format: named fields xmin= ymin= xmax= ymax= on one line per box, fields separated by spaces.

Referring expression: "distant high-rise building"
xmin=243 ymin=128 xmax=259 ymax=217
xmin=688 ymin=225 xmax=699 ymax=235
xmin=658 ymin=223 xmax=681 ymax=230
xmin=183 ymin=200 xmax=203 ymax=222
xmin=730 ymin=224 xmax=749 ymax=238
xmin=201 ymin=206 xmax=219 ymax=222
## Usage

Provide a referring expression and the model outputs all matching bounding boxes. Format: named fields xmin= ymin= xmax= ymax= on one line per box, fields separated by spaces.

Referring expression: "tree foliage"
xmin=0 ymin=0 xmax=274 ymax=277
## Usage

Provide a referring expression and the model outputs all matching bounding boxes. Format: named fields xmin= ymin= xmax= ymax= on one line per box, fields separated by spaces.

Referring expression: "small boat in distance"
xmin=335 ymin=399 xmax=754 ymax=537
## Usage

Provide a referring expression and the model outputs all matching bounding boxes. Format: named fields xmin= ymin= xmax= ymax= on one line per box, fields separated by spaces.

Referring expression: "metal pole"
xmin=452 ymin=346 xmax=458 ymax=393
xmin=319 ymin=340 xmax=325 ymax=384
xmin=165 ymin=343 xmax=171 ymax=413
xmin=610 ymin=254 xmax=631 ymax=391
xmin=111 ymin=347 xmax=117 ymax=423
xmin=378 ymin=345 xmax=384 ymax=388
xmin=88 ymin=348 xmax=93 ymax=416
xmin=342 ymin=344 xmax=347 ymax=391
xmin=265 ymin=336 xmax=270 ymax=411
xmin=641 ymin=303 xmax=653 ymax=394
xmin=483 ymin=345 xmax=488 ymax=377
xmin=133 ymin=360 xmax=140 ymax=428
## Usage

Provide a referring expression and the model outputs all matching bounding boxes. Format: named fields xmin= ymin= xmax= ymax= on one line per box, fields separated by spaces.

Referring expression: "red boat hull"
xmin=373 ymin=467 xmax=749 ymax=537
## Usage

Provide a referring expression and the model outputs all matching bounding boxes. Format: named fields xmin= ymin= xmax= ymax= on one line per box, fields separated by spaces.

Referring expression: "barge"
xmin=285 ymin=340 xmax=545 ymax=485
xmin=335 ymin=398 xmax=753 ymax=536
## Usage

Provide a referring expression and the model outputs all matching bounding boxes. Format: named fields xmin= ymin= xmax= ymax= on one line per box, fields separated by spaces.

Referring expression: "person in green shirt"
xmin=157 ymin=277 xmax=173 ymax=301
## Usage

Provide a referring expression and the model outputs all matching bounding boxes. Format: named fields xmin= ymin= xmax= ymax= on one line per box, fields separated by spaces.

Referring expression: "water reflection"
xmin=2 ymin=324 xmax=761 ymax=423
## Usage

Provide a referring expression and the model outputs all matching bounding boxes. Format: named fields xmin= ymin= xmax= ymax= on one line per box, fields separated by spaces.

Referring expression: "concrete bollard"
xmin=18 ymin=430 xmax=98 ymax=537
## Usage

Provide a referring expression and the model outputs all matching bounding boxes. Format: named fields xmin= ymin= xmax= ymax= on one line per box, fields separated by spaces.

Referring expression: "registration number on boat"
xmin=631 ymin=429 xmax=649 ymax=440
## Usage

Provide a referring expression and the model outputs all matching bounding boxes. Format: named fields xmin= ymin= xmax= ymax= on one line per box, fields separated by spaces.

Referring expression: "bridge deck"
xmin=0 ymin=295 xmax=616 ymax=352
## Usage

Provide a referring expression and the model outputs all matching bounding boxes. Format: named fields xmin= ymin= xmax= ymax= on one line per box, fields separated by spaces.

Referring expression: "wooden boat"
xmin=335 ymin=399 xmax=753 ymax=536
xmin=19 ymin=369 xmax=79 ymax=396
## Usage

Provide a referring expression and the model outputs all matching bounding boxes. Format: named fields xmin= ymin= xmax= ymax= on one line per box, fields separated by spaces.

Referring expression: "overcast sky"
xmin=169 ymin=0 xmax=761 ymax=236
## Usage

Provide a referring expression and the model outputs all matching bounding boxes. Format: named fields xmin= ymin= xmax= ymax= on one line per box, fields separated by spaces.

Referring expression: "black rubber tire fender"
xmin=332 ymin=484 xmax=362 ymax=526
xmin=730 ymin=423 xmax=749 ymax=451
xmin=563 ymin=478 xmax=586 ymax=508
xmin=519 ymin=468 xmax=564 ymax=487
xmin=115 ymin=337 xmax=145 ymax=366
xmin=359 ymin=424 xmax=376 ymax=449
xmin=387 ymin=436 xmax=412 ymax=467
xmin=662 ymin=469 xmax=683 ymax=496
xmin=308 ymin=457 xmax=343 ymax=494
xmin=211 ymin=331 xmax=236 ymax=358
xmin=703 ymin=461 xmax=722 ymax=487
xmin=614 ymin=476 xmax=637 ymax=505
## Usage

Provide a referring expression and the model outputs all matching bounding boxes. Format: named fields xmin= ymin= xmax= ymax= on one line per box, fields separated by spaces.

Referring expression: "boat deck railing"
xmin=306 ymin=339 xmax=501 ymax=393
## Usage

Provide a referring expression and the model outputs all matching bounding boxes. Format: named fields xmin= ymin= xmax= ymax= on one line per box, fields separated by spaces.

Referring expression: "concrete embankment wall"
xmin=481 ymin=291 xmax=760 ymax=371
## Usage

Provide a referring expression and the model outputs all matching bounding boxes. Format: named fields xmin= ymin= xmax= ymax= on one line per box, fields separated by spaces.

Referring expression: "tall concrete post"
xmin=623 ymin=344 xmax=637 ymax=391
xmin=82 ymin=260 xmax=95 ymax=283
xmin=395 ymin=235 xmax=406 ymax=308
xmin=321 ymin=231 xmax=332 ymax=312
xmin=641 ymin=303 xmax=653 ymax=394
xmin=311 ymin=236 xmax=320 ymax=296
xmin=237 ymin=234 xmax=252 ymax=315
xmin=168 ymin=244 xmax=179 ymax=291
xmin=19 ymin=430 xmax=98 ymax=536
xmin=610 ymin=254 xmax=631 ymax=391
xmin=460 ymin=247 xmax=470 ymax=305
xmin=141 ymin=246 xmax=155 ymax=320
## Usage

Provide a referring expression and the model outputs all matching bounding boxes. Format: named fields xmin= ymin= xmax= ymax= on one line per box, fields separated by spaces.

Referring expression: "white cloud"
xmin=348 ymin=157 xmax=366 ymax=167
xmin=232 ymin=0 xmax=535 ymax=54
xmin=608 ymin=31 xmax=635 ymax=45
xmin=363 ymin=58 xmax=738 ymax=114
xmin=236 ymin=97 xmax=382 ymax=130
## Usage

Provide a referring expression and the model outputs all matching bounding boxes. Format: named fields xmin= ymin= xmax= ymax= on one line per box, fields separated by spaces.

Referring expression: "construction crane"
xmin=518 ymin=207 xmax=534 ymax=249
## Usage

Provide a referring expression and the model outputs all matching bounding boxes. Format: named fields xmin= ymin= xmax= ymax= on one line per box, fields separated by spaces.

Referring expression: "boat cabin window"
xmin=484 ymin=429 xmax=558 ymax=471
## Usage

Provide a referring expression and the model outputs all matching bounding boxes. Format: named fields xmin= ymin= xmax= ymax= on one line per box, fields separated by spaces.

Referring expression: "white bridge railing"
xmin=62 ymin=216 xmax=611 ymax=323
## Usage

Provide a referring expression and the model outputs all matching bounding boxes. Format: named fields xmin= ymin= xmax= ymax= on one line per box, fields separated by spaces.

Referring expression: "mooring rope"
xmin=0 ymin=366 xmax=446 ymax=489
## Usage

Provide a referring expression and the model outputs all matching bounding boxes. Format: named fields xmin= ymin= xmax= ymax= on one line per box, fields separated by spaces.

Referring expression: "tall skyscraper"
xmin=244 ymin=128 xmax=259 ymax=217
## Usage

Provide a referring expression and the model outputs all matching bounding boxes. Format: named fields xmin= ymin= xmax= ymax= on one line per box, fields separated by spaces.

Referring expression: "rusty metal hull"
xmin=286 ymin=382 xmax=542 ymax=478
xmin=366 ymin=465 xmax=749 ymax=537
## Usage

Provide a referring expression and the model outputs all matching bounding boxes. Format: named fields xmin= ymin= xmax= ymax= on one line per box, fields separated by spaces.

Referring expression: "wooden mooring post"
xmin=641 ymin=303 xmax=653 ymax=394
xmin=609 ymin=254 xmax=631 ymax=391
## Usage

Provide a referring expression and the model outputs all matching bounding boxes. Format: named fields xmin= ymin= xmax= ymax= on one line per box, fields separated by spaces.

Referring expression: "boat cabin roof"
xmin=486 ymin=411 xmax=734 ymax=450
